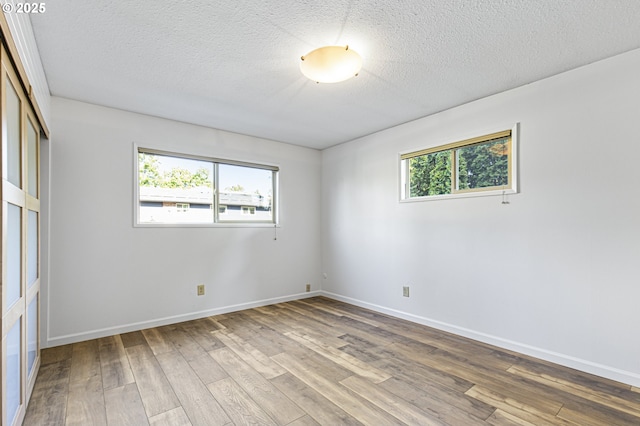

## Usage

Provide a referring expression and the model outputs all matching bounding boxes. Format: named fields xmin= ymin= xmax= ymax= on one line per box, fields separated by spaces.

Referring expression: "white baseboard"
xmin=320 ymin=291 xmax=640 ymax=388
xmin=45 ymin=291 xmax=321 ymax=347
xmin=46 ymin=289 xmax=640 ymax=388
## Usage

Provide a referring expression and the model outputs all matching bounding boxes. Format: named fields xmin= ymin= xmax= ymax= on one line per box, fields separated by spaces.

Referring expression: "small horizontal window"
xmin=136 ymin=148 xmax=278 ymax=225
xmin=400 ymin=125 xmax=518 ymax=201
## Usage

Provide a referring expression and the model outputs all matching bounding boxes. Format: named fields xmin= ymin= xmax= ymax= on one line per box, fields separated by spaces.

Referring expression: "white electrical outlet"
xmin=403 ymin=286 xmax=410 ymax=297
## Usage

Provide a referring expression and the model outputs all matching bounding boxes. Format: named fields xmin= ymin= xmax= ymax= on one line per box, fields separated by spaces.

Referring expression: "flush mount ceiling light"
xmin=300 ymin=45 xmax=362 ymax=83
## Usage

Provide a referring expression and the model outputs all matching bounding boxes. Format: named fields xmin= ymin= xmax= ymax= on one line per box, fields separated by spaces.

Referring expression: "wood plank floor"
xmin=24 ymin=297 xmax=640 ymax=425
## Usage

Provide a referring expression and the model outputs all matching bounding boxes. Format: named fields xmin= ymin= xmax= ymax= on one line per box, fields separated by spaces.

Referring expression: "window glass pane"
xmin=7 ymin=203 xmax=22 ymax=309
xmin=28 ymin=118 xmax=38 ymax=197
xmin=6 ymin=78 xmax=21 ymax=187
xmin=456 ymin=137 xmax=509 ymax=190
xmin=28 ymin=210 xmax=39 ymax=287
xmin=6 ymin=320 xmax=21 ymax=425
xmin=27 ymin=297 xmax=38 ymax=376
xmin=218 ymin=164 xmax=273 ymax=222
xmin=138 ymin=152 xmax=214 ymax=224
xmin=409 ymin=151 xmax=451 ymax=197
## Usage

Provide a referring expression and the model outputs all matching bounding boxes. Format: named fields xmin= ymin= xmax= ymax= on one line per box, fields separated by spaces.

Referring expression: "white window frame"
xmin=400 ymin=123 xmax=519 ymax=202
xmin=134 ymin=145 xmax=279 ymax=227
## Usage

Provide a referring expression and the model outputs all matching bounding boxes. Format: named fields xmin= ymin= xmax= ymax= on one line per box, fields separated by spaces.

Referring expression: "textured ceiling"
xmin=31 ymin=1 xmax=640 ymax=149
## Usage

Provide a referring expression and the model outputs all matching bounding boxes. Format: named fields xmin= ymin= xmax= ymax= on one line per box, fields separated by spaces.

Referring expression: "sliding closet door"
xmin=1 ymin=43 xmax=41 ymax=426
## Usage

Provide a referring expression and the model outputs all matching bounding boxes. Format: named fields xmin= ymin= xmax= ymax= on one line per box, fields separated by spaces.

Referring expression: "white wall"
xmin=47 ymin=97 xmax=322 ymax=345
xmin=321 ymin=48 xmax=640 ymax=386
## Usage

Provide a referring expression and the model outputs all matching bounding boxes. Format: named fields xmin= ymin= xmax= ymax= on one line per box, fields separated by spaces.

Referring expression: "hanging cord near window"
xmin=501 ymin=190 xmax=510 ymax=205
xmin=273 ymin=224 xmax=277 ymax=240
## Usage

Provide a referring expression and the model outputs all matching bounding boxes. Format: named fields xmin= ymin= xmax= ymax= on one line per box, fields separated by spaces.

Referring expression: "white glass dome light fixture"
xmin=300 ymin=45 xmax=362 ymax=83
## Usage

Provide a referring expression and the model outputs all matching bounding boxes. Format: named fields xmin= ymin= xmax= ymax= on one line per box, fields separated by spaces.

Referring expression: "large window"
xmin=400 ymin=125 xmax=518 ymax=201
xmin=136 ymin=148 xmax=278 ymax=225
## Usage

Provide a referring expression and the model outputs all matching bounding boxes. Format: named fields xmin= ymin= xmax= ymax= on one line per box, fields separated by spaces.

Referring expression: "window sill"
xmin=134 ymin=222 xmax=280 ymax=229
xmin=400 ymin=188 xmax=517 ymax=203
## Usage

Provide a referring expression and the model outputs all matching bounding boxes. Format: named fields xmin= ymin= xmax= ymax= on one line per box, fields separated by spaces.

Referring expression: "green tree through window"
xmin=138 ymin=153 xmax=213 ymax=189
xmin=409 ymin=151 xmax=453 ymax=196
xmin=456 ymin=138 xmax=509 ymax=190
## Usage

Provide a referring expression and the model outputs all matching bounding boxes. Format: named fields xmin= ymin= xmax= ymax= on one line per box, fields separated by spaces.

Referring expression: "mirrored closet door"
xmin=2 ymin=42 xmax=41 ymax=426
